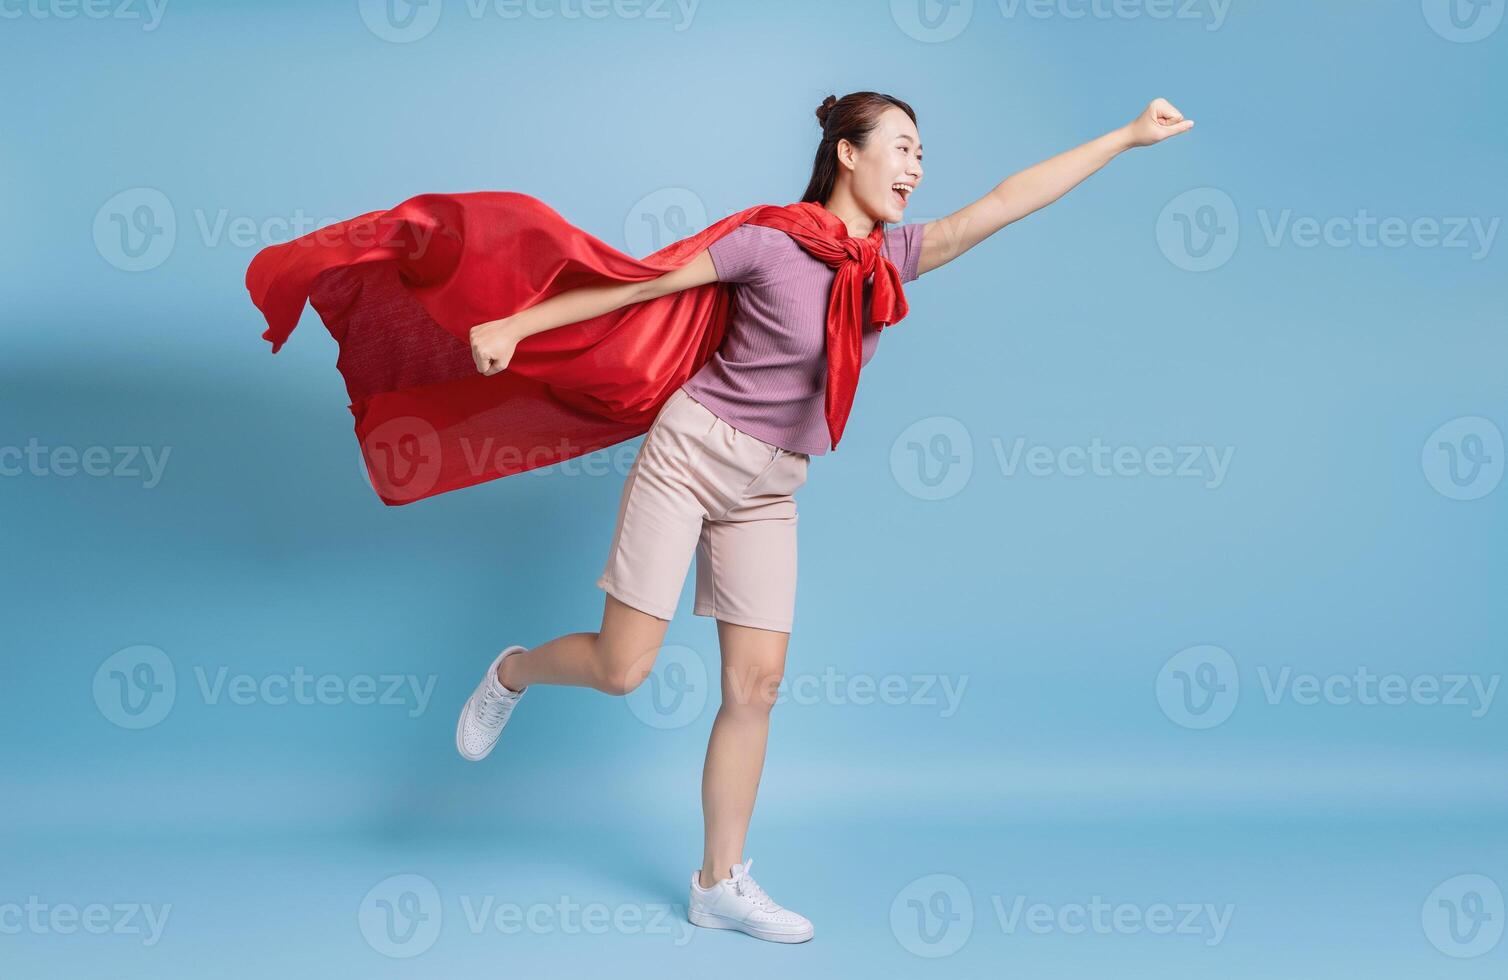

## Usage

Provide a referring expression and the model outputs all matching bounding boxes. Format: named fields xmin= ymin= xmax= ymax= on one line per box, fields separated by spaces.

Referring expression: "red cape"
xmin=245 ymin=191 xmax=903 ymax=505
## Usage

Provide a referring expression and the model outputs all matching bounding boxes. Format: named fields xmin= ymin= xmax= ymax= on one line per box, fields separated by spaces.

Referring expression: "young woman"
xmin=455 ymin=90 xmax=1193 ymax=944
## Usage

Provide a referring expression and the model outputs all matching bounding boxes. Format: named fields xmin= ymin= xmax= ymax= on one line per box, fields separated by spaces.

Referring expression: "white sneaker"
xmin=688 ymin=857 xmax=813 ymax=943
xmin=455 ymin=645 xmax=528 ymax=761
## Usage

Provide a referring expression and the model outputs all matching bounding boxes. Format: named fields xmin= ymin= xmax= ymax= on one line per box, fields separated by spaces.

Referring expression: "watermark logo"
xmin=624 ymin=644 xmax=709 ymax=730
xmin=622 ymin=653 xmax=968 ymax=729
xmin=361 ymin=416 xmax=444 ymax=503
xmin=892 ymin=425 xmax=1233 ymax=499
xmin=359 ymin=874 xmax=443 ymax=958
xmin=359 ymin=0 xmax=444 ymax=42
xmin=891 ymin=0 xmax=974 ymax=43
xmin=1422 ymin=416 xmax=1503 ymax=501
xmin=890 ymin=416 xmax=974 ymax=501
xmin=357 ymin=875 xmax=694 ymax=953
xmin=1422 ymin=874 xmax=1503 ymax=958
xmin=891 ymin=873 xmax=974 ymax=957
xmin=94 ymin=188 xmax=176 ymax=272
xmin=1158 ymin=646 xmax=1499 ymax=729
xmin=1157 ymin=187 xmax=1239 ymax=272
xmin=94 ymin=648 xmax=440 ymax=727
xmin=626 ymin=188 xmax=707 ymax=258
xmin=93 ymin=645 xmax=176 ymax=730
xmin=1156 ymin=644 xmax=1239 ymax=729
xmin=893 ymin=0 xmax=1230 ymax=39
xmin=891 ymin=873 xmax=1233 ymax=955
xmin=1422 ymin=0 xmax=1504 ymax=41
xmin=96 ymin=192 xmax=432 ymax=270
xmin=1160 ymin=189 xmax=1500 ymax=269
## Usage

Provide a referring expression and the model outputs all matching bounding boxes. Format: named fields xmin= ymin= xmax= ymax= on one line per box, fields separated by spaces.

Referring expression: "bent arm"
xmin=917 ymin=126 xmax=1132 ymax=277
xmin=495 ymin=250 xmax=719 ymax=341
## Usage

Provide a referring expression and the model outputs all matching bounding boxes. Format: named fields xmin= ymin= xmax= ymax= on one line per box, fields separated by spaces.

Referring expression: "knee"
xmin=722 ymin=666 xmax=784 ymax=717
xmin=593 ymin=644 xmax=657 ymax=697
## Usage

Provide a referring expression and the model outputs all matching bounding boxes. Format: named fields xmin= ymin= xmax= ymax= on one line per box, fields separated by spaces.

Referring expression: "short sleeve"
xmin=883 ymin=222 xmax=926 ymax=284
xmin=707 ymin=224 xmax=775 ymax=286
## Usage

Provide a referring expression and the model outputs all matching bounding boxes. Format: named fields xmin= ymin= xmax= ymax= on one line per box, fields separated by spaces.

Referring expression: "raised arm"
xmin=916 ymin=98 xmax=1194 ymax=277
xmin=469 ymin=250 xmax=718 ymax=376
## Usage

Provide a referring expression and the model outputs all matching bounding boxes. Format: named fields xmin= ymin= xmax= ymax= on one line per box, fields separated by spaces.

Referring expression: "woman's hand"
xmin=470 ymin=317 xmax=520 ymax=376
xmin=1125 ymin=98 xmax=1194 ymax=148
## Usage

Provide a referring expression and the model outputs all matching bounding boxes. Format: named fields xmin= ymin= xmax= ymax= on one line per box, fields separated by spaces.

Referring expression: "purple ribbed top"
xmin=681 ymin=221 xmax=926 ymax=455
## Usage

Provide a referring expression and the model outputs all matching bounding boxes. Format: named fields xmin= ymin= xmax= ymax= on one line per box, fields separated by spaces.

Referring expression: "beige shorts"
xmin=596 ymin=386 xmax=811 ymax=633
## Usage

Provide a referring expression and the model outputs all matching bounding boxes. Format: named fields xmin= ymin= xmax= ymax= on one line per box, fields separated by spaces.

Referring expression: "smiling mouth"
xmin=891 ymin=183 xmax=914 ymax=208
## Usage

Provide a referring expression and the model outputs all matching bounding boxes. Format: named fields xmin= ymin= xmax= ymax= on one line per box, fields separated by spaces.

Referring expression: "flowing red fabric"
xmin=245 ymin=191 xmax=909 ymax=505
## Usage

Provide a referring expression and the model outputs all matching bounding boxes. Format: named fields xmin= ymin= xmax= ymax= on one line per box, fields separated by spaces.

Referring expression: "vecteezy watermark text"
xmin=993 ymin=893 xmax=1234 ymax=946
xmin=1158 ymin=188 xmax=1501 ymax=272
xmin=887 ymin=873 xmax=1234 ymax=958
xmin=357 ymin=0 xmax=701 ymax=43
xmin=1257 ymin=666 xmax=1497 ymax=718
xmin=887 ymin=417 xmax=1235 ymax=501
xmin=196 ymin=666 xmax=437 ymax=718
xmin=1156 ymin=645 xmax=1500 ymax=729
xmin=991 ymin=436 xmax=1233 ymax=488
xmin=356 ymin=874 xmax=692 ymax=958
xmin=891 ymin=0 xmax=1233 ymax=44
xmin=93 ymin=646 xmax=440 ymax=729
xmin=0 ymin=898 xmax=171 ymax=947
xmin=0 ymin=0 xmax=168 ymax=30
xmin=1 ymin=439 xmax=171 ymax=488
xmin=94 ymin=188 xmax=446 ymax=273
xmin=624 ymin=647 xmax=970 ymax=730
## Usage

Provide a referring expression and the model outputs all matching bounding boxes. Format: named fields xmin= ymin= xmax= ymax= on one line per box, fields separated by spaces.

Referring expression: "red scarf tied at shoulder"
xmin=245 ymin=192 xmax=911 ymax=505
xmin=744 ymin=203 xmax=909 ymax=450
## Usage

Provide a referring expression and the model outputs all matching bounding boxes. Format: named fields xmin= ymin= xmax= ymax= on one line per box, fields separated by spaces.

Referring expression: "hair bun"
xmin=815 ymin=95 xmax=838 ymax=129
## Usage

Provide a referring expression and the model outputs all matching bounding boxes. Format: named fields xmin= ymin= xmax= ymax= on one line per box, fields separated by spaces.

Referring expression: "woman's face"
xmin=843 ymin=106 xmax=924 ymax=225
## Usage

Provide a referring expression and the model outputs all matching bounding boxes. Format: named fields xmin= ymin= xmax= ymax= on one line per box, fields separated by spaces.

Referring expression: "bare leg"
xmin=698 ymin=619 xmax=789 ymax=888
xmin=498 ymin=594 xmax=671 ymax=695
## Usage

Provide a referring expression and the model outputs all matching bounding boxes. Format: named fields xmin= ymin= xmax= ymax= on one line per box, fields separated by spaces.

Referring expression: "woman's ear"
xmin=835 ymin=138 xmax=858 ymax=172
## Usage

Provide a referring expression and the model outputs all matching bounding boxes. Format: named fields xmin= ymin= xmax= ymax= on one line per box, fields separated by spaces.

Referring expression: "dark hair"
xmin=801 ymin=91 xmax=917 ymax=205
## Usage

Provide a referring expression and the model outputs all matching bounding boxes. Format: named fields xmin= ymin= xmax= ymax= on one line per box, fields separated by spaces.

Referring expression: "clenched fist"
xmin=470 ymin=317 xmax=519 ymax=376
xmin=1126 ymin=98 xmax=1194 ymax=148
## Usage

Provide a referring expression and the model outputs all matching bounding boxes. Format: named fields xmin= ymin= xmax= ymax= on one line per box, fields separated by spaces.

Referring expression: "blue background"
xmin=3 ymin=0 xmax=1504 ymax=975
